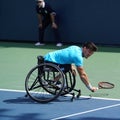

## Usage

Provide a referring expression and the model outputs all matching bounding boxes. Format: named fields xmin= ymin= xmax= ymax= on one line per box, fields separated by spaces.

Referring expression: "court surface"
xmin=1 ymin=89 xmax=120 ymax=120
xmin=0 ymin=42 xmax=120 ymax=120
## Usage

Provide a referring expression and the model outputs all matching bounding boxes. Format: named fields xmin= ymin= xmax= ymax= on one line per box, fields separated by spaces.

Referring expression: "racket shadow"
xmin=89 ymin=92 xmax=109 ymax=97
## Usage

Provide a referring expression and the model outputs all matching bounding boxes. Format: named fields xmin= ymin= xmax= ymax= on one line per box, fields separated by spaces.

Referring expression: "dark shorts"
xmin=45 ymin=61 xmax=71 ymax=73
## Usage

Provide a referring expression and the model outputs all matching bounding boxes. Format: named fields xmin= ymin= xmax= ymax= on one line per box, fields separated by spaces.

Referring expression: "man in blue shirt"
xmin=44 ymin=41 xmax=98 ymax=92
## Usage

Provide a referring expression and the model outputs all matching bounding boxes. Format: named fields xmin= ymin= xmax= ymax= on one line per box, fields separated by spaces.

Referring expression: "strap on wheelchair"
xmin=37 ymin=55 xmax=44 ymax=65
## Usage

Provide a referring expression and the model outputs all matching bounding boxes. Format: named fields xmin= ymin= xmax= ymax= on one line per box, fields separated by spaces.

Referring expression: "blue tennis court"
xmin=1 ymin=89 xmax=120 ymax=120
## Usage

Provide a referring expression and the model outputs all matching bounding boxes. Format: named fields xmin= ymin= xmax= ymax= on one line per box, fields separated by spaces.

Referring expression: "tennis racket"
xmin=97 ymin=82 xmax=114 ymax=89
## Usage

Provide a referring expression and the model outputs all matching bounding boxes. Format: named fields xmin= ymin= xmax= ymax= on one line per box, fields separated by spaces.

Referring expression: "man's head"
xmin=37 ymin=0 xmax=44 ymax=2
xmin=37 ymin=0 xmax=44 ymax=7
xmin=82 ymin=41 xmax=98 ymax=58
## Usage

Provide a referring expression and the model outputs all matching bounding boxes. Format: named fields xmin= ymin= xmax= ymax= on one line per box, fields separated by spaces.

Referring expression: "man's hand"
xmin=51 ymin=22 xmax=58 ymax=29
xmin=39 ymin=23 xmax=42 ymax=28
xmin=91 ymin=86 xmax=98 ymax=92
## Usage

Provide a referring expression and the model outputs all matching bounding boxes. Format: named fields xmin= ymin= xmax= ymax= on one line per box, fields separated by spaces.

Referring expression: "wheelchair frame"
xmin=25 ymin=56 xmax=81 ymax=103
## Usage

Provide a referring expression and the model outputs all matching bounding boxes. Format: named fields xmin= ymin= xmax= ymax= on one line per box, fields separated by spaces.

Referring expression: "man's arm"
xmin=50 ymin=13 xmax=58 ymax=29
xmin=77 ymin=66 xmax=97 ymax=92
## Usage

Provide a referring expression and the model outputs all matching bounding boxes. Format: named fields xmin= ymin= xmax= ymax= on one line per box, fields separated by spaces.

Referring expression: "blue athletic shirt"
xmin=44 ymin=46 xmax=83 ymax=66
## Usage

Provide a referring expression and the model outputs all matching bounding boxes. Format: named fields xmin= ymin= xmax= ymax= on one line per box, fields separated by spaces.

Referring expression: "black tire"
xmin=25 ymin=63 xmax=65 ymax=103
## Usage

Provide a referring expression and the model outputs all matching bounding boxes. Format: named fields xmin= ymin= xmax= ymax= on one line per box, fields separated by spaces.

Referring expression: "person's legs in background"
xmin=35 ymin=19 xmax=50 ymax=46
xmin=53 ymin=28 xmax=62 ymax=47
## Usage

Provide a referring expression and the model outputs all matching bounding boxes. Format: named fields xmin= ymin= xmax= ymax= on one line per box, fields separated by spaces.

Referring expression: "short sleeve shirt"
xmin=36 ymin=3 xmax=55 ymax=20
xmin=44 ymin=46 xmax=83 ymax=67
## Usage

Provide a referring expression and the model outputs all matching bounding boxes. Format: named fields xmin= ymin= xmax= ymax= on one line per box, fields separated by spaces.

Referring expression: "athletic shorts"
xmin=45 ymin=61 xmax=71 ymax=73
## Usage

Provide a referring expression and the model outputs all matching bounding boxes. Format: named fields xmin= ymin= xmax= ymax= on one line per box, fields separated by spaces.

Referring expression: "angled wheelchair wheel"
xmin=60 ymin=71 xmax=76 ymax=96
xmin=25 ymin=63 xmax=65 ymax=103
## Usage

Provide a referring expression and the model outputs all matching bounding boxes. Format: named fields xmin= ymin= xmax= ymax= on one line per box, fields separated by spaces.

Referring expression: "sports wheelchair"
xmin=25 ymin=56 xmax=81 ymax=103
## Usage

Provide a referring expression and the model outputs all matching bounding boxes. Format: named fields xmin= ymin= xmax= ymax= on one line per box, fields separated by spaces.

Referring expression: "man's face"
xmin=37 ymin=1 xmax=43 ymax=7
xmin=83 ymin=47 xmax=94 ymax=59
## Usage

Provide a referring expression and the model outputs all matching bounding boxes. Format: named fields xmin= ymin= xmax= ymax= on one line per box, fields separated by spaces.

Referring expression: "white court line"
xmin=51 ymin=103 xmax=120 ymax=120
xmin=0 ymin=88 xmax=25 ymax=93
xmin=0 ymin=88 xmax=120 ymax=101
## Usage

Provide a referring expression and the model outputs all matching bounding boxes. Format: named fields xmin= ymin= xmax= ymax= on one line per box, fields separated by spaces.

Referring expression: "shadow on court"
xmin=3 ymin=97 xmax=37 ymax=105
xmin=3 ymin=96 xmax=91 ymax=105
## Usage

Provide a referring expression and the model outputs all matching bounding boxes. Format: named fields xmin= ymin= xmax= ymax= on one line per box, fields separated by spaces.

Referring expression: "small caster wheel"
xmin=77 ymin=90 xmax=81 ymax=98
xmin=71 ymin=93 xmax=75 ymax=102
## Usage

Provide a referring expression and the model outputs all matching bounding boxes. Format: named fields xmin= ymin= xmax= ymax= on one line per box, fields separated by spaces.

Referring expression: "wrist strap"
xmin=87 ymin=83 xmax=92 ymax=90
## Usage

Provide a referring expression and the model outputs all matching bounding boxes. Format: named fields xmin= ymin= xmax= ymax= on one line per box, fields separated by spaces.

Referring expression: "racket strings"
xmin=98 ymin=82 xmax=114 ymax=89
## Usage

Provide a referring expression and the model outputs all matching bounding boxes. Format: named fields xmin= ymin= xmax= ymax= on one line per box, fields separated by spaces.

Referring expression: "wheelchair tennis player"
xmin=44 ymin=41 xmax=98 ymax=92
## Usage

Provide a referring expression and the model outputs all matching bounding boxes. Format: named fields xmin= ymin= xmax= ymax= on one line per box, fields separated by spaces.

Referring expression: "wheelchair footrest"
xmin=76 ymin=89 xmax=81 ymax=98
xmin=69 ymin=89 xmax=81 ymax=101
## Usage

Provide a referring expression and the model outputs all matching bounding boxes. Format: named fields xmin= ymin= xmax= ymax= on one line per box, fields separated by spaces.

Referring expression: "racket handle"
xmin=96 ymin=87 xmax=99 ymax=90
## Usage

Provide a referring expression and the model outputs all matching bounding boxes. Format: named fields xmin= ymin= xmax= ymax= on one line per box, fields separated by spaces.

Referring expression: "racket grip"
xmin=96 ymin=87 xmax=99 ymax=90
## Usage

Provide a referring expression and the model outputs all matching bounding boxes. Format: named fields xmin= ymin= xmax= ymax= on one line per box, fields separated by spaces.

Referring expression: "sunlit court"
xmin=0 ymin=0 xmax=120 ymax=119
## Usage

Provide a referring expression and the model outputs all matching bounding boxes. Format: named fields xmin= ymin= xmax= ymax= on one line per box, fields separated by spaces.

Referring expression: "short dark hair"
xmin=82 ymin=41 xmax=98 ymax=51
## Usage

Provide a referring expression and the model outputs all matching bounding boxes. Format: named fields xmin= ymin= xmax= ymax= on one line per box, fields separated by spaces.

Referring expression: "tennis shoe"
xmin=56 ymin=43 xmax=62 ymax=47
xmin=35 ymin=42 xmax=45 ymax=46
